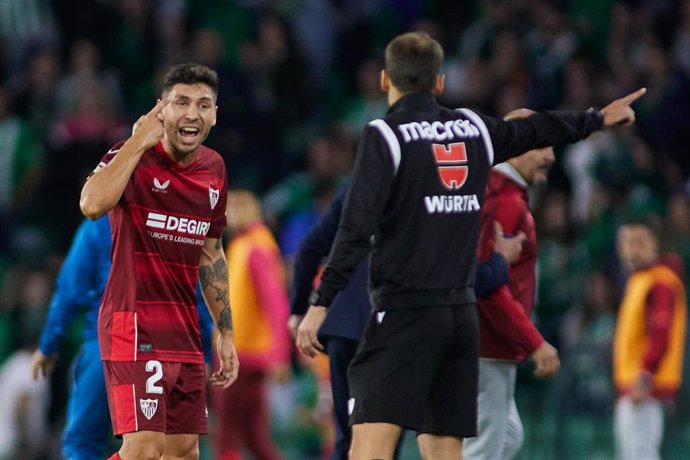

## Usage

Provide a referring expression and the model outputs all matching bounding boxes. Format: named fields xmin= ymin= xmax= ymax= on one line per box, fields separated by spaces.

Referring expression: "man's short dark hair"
xmin=162 ymin=63 xmax=218 ymax=98
xmin=618 ymin=213 xmax=662 ymax=240
xmin=384 ymin=32 xmax=444 ymax=93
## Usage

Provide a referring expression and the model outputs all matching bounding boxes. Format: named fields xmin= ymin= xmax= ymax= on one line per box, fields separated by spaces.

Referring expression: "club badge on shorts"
xmin=140 ymin=398 xmax=159 ymax=420
xmin=209 ymin=187 xmax=219 ymax=210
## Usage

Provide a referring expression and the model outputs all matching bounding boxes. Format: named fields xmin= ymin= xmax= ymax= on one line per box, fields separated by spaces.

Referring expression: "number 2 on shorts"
xmin=145 ymin=360 xmax=163 ymax=394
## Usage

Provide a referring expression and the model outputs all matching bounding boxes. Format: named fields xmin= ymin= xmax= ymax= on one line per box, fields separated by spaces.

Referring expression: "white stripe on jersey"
xmin=458 ymin=108 xmax=495 ymax=166
xmin=369 ymin=119 xmax=402 ymax=174
xmin=134 ymin=312 xmax=138 ymax=361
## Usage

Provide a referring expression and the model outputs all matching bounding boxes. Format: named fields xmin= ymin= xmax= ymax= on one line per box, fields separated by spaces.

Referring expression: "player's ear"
xmin=433 ymin=74 xmax=445 ymax=96
xmin=212 ymin=106 xmax=217 ymax=126
xmin=380 ymin=69 xmax=390 ymax=92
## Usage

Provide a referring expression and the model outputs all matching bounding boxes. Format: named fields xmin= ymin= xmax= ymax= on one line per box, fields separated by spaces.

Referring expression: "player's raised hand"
xmin=130 ymin=90 xmax=176 ymax=150
xmin=31 ymin=350 xmax=57 ymax=380
xmin=296 ymin=306 xmax=327 ymax=358
xmin=531 ymin=341 xmax=560 ymax=379
xmin=601 ymin=87 xmax=647 ymax=128
xmin=211 ymin=331 xmax=239 ymax=388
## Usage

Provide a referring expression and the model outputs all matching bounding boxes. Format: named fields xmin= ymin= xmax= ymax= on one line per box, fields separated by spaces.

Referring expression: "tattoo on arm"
xmin=200 ymin=244 xmax=233 ymax=331
xmin=218 ymin=307 xmax=233 ymax=332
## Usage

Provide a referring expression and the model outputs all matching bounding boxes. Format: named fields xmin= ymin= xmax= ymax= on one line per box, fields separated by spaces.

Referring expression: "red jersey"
xmin=97 ymin=141 xmax=227 ymax=363
xmin=476 ymin=164 xmax=544 ymax=361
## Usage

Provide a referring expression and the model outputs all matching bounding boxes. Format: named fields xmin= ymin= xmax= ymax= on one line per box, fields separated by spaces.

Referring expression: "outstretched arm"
xmin=199 ymin=237 xmax=238 ymax=388
xmin=486 ymin=88 xmax=647 ymax=164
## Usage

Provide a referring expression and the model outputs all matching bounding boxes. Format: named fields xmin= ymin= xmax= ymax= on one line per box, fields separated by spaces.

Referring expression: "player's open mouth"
xmin=179 ymin=126 xmax=200 ymax=141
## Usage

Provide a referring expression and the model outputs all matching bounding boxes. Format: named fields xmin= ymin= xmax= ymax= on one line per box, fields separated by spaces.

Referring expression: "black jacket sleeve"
xmin=315 ymin=124 xmax=396 ymax=307
xmin=474 ymin=253 xmax=509 ymax=298
xmin=289 ymin=186 xmax=348 ymax=315
xmin=484 ymin=110 xmax=604 ymax=165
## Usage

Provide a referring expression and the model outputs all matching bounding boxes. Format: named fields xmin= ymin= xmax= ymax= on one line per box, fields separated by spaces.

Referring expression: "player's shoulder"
xmin=196 ymin=144 xmax=227 ymax=174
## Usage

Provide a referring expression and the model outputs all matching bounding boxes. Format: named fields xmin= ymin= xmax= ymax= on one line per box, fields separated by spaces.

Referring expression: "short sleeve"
xmin=85 ymin=141 xmax=126 ymax=182
xmin=207 ymin=165 xmax=228 ymax=239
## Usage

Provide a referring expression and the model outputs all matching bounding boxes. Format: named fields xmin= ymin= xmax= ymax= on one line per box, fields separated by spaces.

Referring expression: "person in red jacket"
xmin=464 ymin=109 xmax=561 ymax=460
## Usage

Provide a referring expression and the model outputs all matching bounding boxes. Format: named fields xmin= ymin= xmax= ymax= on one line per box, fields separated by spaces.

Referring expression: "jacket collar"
xmin=493 ymin=162 xmax=528 ymax=189
xmin=387 ymin=91 xmax=437 ymax=114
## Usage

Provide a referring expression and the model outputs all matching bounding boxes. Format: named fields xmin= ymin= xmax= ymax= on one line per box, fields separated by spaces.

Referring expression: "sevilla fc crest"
xmin=140 ymin=398 xmax=158 ymax=420
xmin=209 ymin=187 xmax=219 ymax=209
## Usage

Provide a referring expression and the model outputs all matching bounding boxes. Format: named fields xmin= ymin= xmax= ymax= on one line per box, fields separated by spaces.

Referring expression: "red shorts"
xmin=103 ymin=360 xmax=208 ymax=435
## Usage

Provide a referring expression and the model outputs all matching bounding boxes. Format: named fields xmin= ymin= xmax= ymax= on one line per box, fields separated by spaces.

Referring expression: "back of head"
xmin=162 ymin=63 xmax=219 ymax=98
xmin=385 ymin=32 xmax=444 ymax=93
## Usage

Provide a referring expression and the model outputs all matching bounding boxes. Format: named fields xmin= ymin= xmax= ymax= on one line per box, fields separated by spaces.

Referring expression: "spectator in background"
xmin=0 ymin=0 xmax=57 ymax=77
xmin=10 ymin=46 xmax=61 ymax=137
xmin=0 ymin=86 xmax=44 ymax=251
xmin=263 ymin=130 xmax=352 ymax=272
xmin=614 ymin=219 xmax=687 ymax=460
xmin=665 ymin=193 xmax=690 ymax=287
xmin=341 ymin=58 xmax=388 ymax=138
xmin=212 ymin=190 xmax=290 ymax=460
xmin=54 ymin=38 xmax=123 ymax=118
xmin=0 ymin=269 xmax=52 ymax=459
xmin=535 ymin=191 xmax=587 ymax=349
xmin=47 ymin=80 xmax=129 ymax=250
xmin=560 ymin=271 xmax=616 ymax=416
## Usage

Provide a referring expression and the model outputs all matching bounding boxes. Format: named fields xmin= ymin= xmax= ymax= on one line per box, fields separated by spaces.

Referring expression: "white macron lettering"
xmin=398 ymin=118 xmax=481 ymax=143
xmin=424 ymin=194 xmax=481 ymax=214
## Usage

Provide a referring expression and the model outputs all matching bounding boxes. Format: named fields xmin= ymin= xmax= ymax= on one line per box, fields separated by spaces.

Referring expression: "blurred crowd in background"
xmin=1 ymin=0 xmax=690 ymax=458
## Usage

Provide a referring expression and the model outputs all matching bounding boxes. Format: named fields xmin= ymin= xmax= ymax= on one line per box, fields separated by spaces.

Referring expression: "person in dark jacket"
xmin=288 ymin=184 xmax=524 ymax=460
xmin=296 ymin=31 xmax=645 ymax=460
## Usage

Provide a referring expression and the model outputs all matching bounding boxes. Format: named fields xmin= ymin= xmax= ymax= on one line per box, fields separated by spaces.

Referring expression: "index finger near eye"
xmin=148 ymin=91 xmax=175 ymax=115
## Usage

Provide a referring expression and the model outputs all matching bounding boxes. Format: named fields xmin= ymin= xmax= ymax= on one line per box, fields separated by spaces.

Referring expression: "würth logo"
xmin=153 ymin=178 xmax=170 ymax=193
xmin=432 ymin=142 xmax=468 ymax=190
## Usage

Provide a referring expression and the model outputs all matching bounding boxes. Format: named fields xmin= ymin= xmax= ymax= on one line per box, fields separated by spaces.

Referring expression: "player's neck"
xmin=161 ymin=138 xmax=197 ymax=166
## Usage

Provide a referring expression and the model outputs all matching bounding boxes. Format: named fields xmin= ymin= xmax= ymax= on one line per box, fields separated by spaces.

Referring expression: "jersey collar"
xmin=387 ymin=91 xmax=437 ymax=114
xmin=493 ymin=162 xmax=528 ymax=189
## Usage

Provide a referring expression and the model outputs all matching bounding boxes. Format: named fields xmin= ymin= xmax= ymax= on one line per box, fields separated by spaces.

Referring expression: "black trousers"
xmin=326 ymin=337 xmax=359 ymax=460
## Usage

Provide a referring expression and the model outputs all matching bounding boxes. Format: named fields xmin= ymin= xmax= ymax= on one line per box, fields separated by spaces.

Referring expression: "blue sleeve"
xmin=38 ymin=220 xmax=99 ymax=355
xmin=196 ymin=283 xmax=214 ymax=364
xmin=475 ymin=253 xmax=510 ymax=298
xmin=289 ymin=185 xmax=348 ymax=315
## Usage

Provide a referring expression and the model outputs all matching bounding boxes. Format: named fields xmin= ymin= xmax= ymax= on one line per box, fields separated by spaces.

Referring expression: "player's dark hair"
xmin=384 ymin=32 xmax=443 ymax=93
xmin=162 ymin=63 xmax=218 ymax=98
xmin=618 ymin=212 xmax=662 ymax=241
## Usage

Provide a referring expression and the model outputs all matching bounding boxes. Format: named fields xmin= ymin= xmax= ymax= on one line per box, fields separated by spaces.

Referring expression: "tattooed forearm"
xmin=199 ymin=265 xmax=212 ymax=290
xmin=218 ymin=306 xmax=233 ymax=332
xmin=213 ymin=257 xmax=228 ymax=280
xmin=200 ymin=244 xmax=233 ymax=331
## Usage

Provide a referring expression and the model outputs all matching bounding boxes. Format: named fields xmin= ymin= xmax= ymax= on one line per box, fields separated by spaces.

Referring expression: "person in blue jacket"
xmin=288 ymin=185 xmax=524 ymax=460
xmin=31 ymin=215 xmax=214 ymax=460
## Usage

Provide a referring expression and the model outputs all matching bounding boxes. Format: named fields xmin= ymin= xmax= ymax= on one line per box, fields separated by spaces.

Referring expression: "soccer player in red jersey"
xmin=80 ymin=63 xmax=238 ymax=460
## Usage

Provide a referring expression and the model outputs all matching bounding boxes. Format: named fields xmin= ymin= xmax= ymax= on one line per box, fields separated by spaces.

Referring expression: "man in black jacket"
xmin=297 ymin=31 xmax=645 ymax=460
xmin=289 ymin=184 xmax=524 ymax=460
